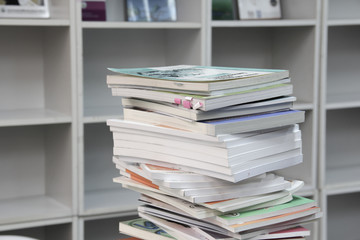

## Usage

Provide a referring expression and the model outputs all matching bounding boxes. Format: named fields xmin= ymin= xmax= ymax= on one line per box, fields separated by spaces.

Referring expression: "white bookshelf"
xmin=0 ymin=0 xmax=76 ymax=237
xmin=319 ymin=0 xmax=360 ymax=240
xmin=1 ymin=0 xmax=358 ymax=239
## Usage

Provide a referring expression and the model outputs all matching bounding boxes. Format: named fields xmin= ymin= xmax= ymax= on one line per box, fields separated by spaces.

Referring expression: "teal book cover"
xmin=108 ymin=65 xmax=286 ymax=82
xmin=121 ymin=218 xmax=174 ymax=238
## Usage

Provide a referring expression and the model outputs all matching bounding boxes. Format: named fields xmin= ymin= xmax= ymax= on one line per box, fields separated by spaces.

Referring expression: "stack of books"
xmin=106 ymin=65 xmax=321 ymax=240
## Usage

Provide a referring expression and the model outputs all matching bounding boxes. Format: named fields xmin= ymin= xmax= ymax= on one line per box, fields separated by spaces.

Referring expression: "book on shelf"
xmin=212 ymin=0 xmax=238 ymax=20
xmin=238 ymin=0 xmax=281 ymax=20
xmin=0 ymin=0 xmax=49 ymax=18
xmin=82 ymin=0 xmax=106 ymax=21
xmin=107 ymin=65 xmax=290 ymax=92
xmin=125 ymin=0 xmax=177 ymax=22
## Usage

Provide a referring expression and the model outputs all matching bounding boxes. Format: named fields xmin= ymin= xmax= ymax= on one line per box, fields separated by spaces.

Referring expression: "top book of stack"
xmin=107 ymin=65 xmax=291 ymax=112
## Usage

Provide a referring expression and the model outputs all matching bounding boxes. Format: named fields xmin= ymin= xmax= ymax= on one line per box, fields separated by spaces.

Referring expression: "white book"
xmin=114 ymin=148 xmax=302 ymax=176
xmin=113 ymin=138 xmax=301 ymax=167
xmin=111 ymin=78 xmax=291 ymax=96
xmin=112 ymin=124 xmax=300 ymax=150
xmin=122 ymin=96 xmax=295 ymax=121
xmin=107 ymin=65 xmax=290 ymax=92
xmin=116 ymin=176 xmax=303 ymax=213
xmin=115 ymin=149 xmax=303 ymax=182
xmin=107 ymin=118 xmax=297 ymax=144
xmin=112 ymin=83 xmax=292 ymax=111
xmin=113 ymin=128 xmax=301 ymax=161
xmin=123 ymin=108 xmax=304 ymax=136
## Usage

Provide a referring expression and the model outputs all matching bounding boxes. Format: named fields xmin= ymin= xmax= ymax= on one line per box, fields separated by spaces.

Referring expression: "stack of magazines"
xmin=106 ymin=65 xmax=321 ymax=240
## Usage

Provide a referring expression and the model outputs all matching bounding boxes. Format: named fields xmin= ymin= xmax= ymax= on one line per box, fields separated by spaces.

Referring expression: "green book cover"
xmin=212 ymin=0 xmax=236 ymax=20
xmin=218 ymin=195 xmax=314 ymax=221
xmin=121 ymin=218 xmax=174 ymax=238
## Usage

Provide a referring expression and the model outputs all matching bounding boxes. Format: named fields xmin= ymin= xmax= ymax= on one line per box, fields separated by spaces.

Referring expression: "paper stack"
xmin=105 ymin=65 xmax=321 ymax=240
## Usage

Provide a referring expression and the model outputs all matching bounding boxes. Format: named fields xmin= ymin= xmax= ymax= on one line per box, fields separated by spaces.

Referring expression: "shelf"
xmin=82 ymin=28 xmax=202 ymax=115
xmin=82 ymin=21 xmax=202 ymax=29
xmin=326 ymin=166 xmax=360 ymax=194
xmin=0 ymin=196 xmax=72 ymax=226
xmin=212 ymin=26 xmax=317 ymax=104
xmin=84 ymin=188 xmax=140 ymax=216
xmin=325 ymin=109 xmax=360 ymax=190
xmin=0 ymin=109 xmax=72 ymax=127
xmin=326 ymin=27 xmax=360 ymax=104
xmin=0 ymin=124 xmax=73 ymax=226
xmin=327 ymin=192 xmax=360 ymax=240
xmin=326 ymin=92 xmax=360 ymax=109
xmin=0 ymin=26 xmax=72 ymax=117
xmin=328 ymin=19 xmax=360 ymax=26
xmin=84 ymin=215 xmax=137 ymax=240
xmin=212 ymin=19 xmax=317 ymax=28
xmin=0 ymin=219 xmax=72 ymax=239
xmin=0 ymin=19 xmax=70 ymax=27
xmin=83 ymin=106 xmax=123 ymax=124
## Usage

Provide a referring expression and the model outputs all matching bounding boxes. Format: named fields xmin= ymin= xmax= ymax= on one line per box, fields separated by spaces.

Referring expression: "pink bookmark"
xmin=174 ymin=98 xmax=182 ymax=105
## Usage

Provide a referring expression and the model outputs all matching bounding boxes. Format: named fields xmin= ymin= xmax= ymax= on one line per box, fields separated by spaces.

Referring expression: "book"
xmin=0 ymin=0 xmax=49 ymax=18
xmin=107 ymin=118 xmax=288 ymax=143
xmin=119 ymin=217 xmax=309 ymax=240
xmin=138 ymin=203 xmax=320 ymax=234
xmin=117 ymin=179 xmax=303 ymax=213
xmin=107 ymin=65 xmax=289 ymax=92
xmin=138 ymin=212 xmax=313 ymax=240
xmin=238 ymin=0 xmax=281 ymax=20
xmin=110 ymin=78 xmax=291 ymax=96
xmin=119 ymin=218 xmax=174 ymax=240
xmin=112 ymin=125 xmax=301 ymax=160
xmin=111 ymin=121 xmax=299 ymax=149
xmin=82 ymin=0 xmax=106 ymax=21
xmin=113 ymin=133 xmax=302 ymax=167
xmin=120 ymin=166 xmax=292 ymax=203
xmin=138 ymin=204 xmax=320 ymax=233
xmin=123 ymin=108 xmax=304 ymax=136
xmin=111 ymin=83 xmax=293 ymax=111
xmin=251 ymin=226 xmax=310 ymax=239
xmin=216 ymin=196 xmax=315 ymax=225
xmin=212 ymin=0 xmax=238 ymax=20
xmin=125 ymin=0 xmax=177 ymax=22
xmin=122 ymin=96 xmax=296 ymax=121
xmin=114 ymin=148 xmax=303 ymax=182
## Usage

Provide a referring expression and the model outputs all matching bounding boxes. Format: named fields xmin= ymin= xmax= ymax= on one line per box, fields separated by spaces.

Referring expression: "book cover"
xmin=82 ymin=0 xmax=106 ymax=21
xmin=0 ymin=0 xmax=49 ymax=18
xmin=212 ymin=0 xmax=237 ymax=20
xmin=217 ymin=195 xmax=315 ymax=225
xmin=119 ymin=218 xmax=174 ymax=239
xmin=108 ymin=65 xmax=287 ymax=82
